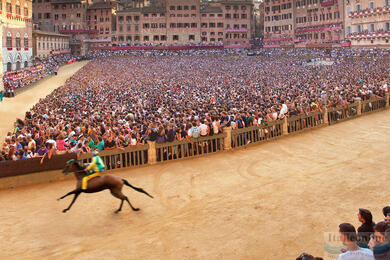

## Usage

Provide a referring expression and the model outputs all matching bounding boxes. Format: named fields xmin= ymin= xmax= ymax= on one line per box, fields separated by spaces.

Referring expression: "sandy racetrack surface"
xmin=0 ymin=108 xmax=389 ymax=259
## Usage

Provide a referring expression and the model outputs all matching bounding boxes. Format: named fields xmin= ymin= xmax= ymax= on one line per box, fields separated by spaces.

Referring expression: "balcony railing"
xmin=295 ymin=25 xmax=342 ymax=34
xmin=264 ymin=37 xmax=293 ymax=42
xmin=348 ymin=6 xmax=390 ymax=18
xmin=59 ymin=29 xmax=99 ymax=34
xmin=347 ymin=31 xmax=390 ymax=39
xmin=226 ymin=28 xmax=248 ymax=33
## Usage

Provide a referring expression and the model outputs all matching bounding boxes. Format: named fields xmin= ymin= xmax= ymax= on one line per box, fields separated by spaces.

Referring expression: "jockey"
xmin=82 ymin=151 xmax=106 ymax=190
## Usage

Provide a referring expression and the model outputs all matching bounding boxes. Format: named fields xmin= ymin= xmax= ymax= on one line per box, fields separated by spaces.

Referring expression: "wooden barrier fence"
xmin=231 ymin=121 xmax=284 ymax=148
xmin=1 ymin=94 xmax=389 ymax=179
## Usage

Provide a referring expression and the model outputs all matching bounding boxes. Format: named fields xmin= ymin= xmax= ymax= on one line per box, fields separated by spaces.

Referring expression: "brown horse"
xmin=58 ymin=159 xmax=153 ymax=213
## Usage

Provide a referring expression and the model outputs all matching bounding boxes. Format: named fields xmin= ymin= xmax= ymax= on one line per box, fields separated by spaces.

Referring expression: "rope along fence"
xmin=1 ymin=94 xmax=389 ymax=177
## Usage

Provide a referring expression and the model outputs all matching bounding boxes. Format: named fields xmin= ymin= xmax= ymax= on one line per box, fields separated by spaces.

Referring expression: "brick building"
xmin=264 ymin=0 xmax=344 ymax=48
xmin=114 ymin=0 xmax=253 ymax=46
xmin=1 ymin=0 xmax=33 ymax=75
xmin=32 ymin=29 xmax=70 ymax=58
xmin=345 ymin=0 xmax=390 ymax=47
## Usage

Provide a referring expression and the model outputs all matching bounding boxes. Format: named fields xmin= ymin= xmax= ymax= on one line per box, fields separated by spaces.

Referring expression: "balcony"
xmin=264 ymin=37 xmax=293 ymax=42
xmin=226 ymin=28 xmax=248 ymax=33
xmin=347 ymin=31 xmax=390 ymax=39
xmin=348 ymin=6 xmax=390 ymax=18
xmin=321 ymin=0 xmax=334 ymax=7
xmin=295 ymin=25 xmax=342 ymax=34
xmin=59 ymin=29 xmax=99 ymax=34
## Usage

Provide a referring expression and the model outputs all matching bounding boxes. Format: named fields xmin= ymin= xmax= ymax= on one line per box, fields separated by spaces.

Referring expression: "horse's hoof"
xmin=114 ymin=210 xmax=120 ymax=214
xmin=132 ymin=208 xmax=140 ymax=211
xmin=62 ymin=209 xmax=68 ymax=213
xmin=57 ymin=198 xmax=60 ymax=201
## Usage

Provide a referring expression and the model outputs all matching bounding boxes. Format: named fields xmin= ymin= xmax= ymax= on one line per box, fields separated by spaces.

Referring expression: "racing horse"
xmin=58 ymin=159 xmax=153 ymax=213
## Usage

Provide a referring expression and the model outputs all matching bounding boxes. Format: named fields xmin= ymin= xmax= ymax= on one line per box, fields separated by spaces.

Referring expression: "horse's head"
xmin=63 ymin=159 xmax=85 ymax=175
xmin=62 ymin=159 xmax=75 ymax=175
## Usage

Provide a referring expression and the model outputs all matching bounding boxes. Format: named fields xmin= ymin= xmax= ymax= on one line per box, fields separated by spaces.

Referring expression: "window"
xmin=55 ymin=14 xmax=59 ymax=20
xmin=127 ymin=25 xmax=131 ymax=31
xmin=62 ymin=14 xmax=66 ymax=19
xmin=6 ymin=3 xmax=11 ymax=13
xmin=126 ymin=16 xmax=131 ymax=22
xmin=16 ymin=37 xmax=21 ymax=48
xmin=369 ymin=2 xmax=375 ymax=9
xmin=45 ymin=13 xmax=51 ymax=19
xmin=217 ymin=22 xmax=223 ymax=28
xmin=173 ymin=35 xmax=179 ymax=41
xmin=127 ymin=36 xmax=132 ymax=42
xmin=191 ymin=5 xmax=196 ymax=10
xmin=6 ymin=36 xmax=12 ymax=47
xmin=159 ymin=23 xmax=166 ymax=28
xmin=189 ymin=35 xmax=195 ymax=40
xmin=170 ymin=23 xmax=176 ymax=28
xmin=161 ymin=35 xmax=166 ymax=41
xmin=209 ymin=23 xmax=215 ymax=28
xmin=241 ymin=14 xmax=247 ymax=19
xmin=177 ymin=6 xmax=182 ymax=10
xmin=184 ymin=5 xmax=189 ymax=10
xmin=170 ymin=6 xmax=175 ymax=10
xmin=16 ymin=5 xmax=20 ymax=15
xmin=191 ymin=23 xmax=197 ymax=28
xmin=143 ymin=36 xmax=149 ymax=41
xmin=153 ymin=35 xmax=159 ymax=41
xmin=143 ymin=23 xmax=149 ymax=29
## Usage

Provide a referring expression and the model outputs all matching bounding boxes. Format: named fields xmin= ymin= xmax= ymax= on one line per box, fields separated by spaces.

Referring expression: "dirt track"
xmin=0 ymin=108 xmax=389 ymax=259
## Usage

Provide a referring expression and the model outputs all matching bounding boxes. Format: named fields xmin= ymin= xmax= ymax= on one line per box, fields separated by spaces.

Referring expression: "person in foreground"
xmin=337 ymin=223 xmax=374 ymax=260
xmin=82 ymin=150 xmax=105 ymax=190
xmin=369 ymin=221 xmax=390 ymax=260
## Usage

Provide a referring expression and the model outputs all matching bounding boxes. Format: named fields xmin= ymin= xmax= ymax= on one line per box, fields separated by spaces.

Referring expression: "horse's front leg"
xmin=62 ymin=191 xmax=81 ymax=213
xmin=57 ymin=189 xmax=77 ymax=201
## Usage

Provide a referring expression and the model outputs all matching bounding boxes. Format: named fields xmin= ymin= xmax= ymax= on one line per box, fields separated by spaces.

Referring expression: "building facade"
xmin=32 ymin=29 xmax=70 ymax=58
xmin=113 ymin=0 xmax=253 ymax=46
xmin=344 ymin=0 xmax=390 ymax=47
xmin=1 ymin=0 xmax=33 ymax=76
xmin=263 ymin=0 xmax=345 ymax=48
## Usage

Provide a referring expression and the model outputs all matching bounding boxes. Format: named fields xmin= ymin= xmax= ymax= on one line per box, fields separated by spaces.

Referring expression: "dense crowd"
xmin=2 ymin=54 xmax=76 ymax=97
xmin=298 ymin=207 xmax=390 ymax=260
xmin=0 ymin=48 xmax=389 ymax=161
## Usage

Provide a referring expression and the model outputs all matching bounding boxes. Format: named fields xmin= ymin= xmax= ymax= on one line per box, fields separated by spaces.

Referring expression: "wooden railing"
xmin=79 ymin=144 xmax=149 ymax=171
xmin=155 ymin=134 xmax=225 ymax=163
xmin=231 ymin=121 xmax=284 ymax=148
xmin=1 ymin=95 xmax=388 ymax=179
xmin=328 ymin=103 xmax=360 ymax=125
xmin=287 ymin=111 xmax=325 ymax=133
xmin=361 ymin=97 xmax=386 ymax=114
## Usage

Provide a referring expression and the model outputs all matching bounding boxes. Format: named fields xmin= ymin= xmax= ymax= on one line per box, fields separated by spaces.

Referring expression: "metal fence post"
xmin=323 ymin=107 xmax=329 ymax=125
xmin=223 ymin=127 xmax=232 ymax=150
xmin=282 ymin=117 xmax=288 ymax=135
xmin=147 ymin=141 xmax=157 ymax=164
xmin=386 ymin=93 xmax=389 ymax=108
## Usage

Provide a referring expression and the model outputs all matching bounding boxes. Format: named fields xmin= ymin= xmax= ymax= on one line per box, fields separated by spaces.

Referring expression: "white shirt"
xmin=337 ymin=248 xmax=374 ymax=260
xmin=199 ymin=123 xmax=208 ymax=136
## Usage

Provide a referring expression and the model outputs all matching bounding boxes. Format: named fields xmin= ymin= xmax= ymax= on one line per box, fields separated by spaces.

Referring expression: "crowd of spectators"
xmin=0 ymin=48 xmax=389 ymax=161
xmin=2 ymin=54 xmax=76 ymax=97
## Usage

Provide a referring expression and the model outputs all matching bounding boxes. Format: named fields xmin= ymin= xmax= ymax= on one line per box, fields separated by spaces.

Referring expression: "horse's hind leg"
xmin=110 ymin=189 xmax=139 ymax=212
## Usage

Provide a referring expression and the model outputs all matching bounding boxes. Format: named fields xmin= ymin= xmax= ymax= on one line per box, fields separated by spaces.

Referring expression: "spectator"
xmin=338 ymin=223 xmax=374 ymax=260
xmin=357 ymin=209 xmax=376 ymax=248
xmin=382 ymin=207 xmax=390 ymax=223
xmin=369 ymin=221 xmax=390 ymax=260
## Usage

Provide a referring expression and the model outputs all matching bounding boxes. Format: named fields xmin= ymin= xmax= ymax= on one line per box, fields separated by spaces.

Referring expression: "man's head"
xmin=383 ymin=206 xmax=390 ymax=222
xmin=339 ymin=223 xmax=357 ymax=245
xmin=374 ymin=221 xmax=390 ymax=243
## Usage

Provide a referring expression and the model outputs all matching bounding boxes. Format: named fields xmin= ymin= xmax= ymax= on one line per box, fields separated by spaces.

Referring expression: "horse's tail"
xmin=122 ymin=179 xmax=154 ymax=199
